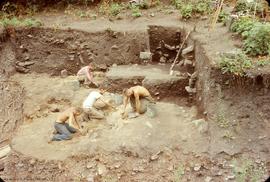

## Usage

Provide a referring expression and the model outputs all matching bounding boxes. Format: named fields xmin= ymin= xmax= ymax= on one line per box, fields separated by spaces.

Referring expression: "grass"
xmin=0 ymin=17 xmax=42 ymax=27
xmin=232 ymin=158 xmax=265 ymax=182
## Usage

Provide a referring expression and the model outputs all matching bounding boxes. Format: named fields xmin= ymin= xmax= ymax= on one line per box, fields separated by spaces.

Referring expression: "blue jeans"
xmin=52 ymin=122 xmax=77 ymax=141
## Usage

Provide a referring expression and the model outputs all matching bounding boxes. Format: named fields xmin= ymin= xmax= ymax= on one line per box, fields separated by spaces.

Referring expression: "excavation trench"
xmin=0 ymin=25 xmax=270 ymax=162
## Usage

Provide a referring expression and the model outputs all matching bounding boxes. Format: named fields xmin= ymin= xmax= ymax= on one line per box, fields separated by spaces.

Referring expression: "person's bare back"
xmin=122 ymin=86 xmax=155 ymax=118
xmin=56 ymin=107 xmax=82 ymax=130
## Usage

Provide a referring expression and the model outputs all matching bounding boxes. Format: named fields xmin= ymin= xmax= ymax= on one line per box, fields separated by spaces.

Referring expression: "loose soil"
xmin=0 ymin=7 xmax=270 ymax=182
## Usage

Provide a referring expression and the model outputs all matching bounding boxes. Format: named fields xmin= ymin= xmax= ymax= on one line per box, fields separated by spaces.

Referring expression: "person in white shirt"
xmin=82 ymin=89 xmax=115 ymax=121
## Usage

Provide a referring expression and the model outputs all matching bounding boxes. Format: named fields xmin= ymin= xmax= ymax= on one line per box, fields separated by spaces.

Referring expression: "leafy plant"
xmin=0 ymin=17 xmax=42 ymax=27
xmin=256 ymin=58 xmax=270 ymax=66
xmin=234 ymin=0 xmax=264 ymax=14
xmin=171 ymin=0 xmax=183 ymax=9
xmin=243 ymin=23 xmax=270 ymax=56
xmin=219 ymin=52 xmax=253 ymax=76
xmin=230 ymin=17 xmax=256 ymax=38
xmin=218 ymin=10 xmax=229 ymax=23
xmin=194 ymin=0 xmax=212 ymax=14
xmin=130 ymin=4 xmax=142 ymax=17
xmin=180 ymin=4 xmax=193 ymax=19
xmin=109 ymin=3 xmax=122 ymax=16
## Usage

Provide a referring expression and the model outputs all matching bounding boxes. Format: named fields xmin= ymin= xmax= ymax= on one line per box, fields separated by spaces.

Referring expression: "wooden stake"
xmin=169 ymin=30 xmax=191 ymax=75
xmin=209 ymin=0 xmax=224 ymax=31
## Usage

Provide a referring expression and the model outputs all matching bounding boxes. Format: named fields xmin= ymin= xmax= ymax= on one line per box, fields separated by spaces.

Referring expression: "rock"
xmin=133 ymin=166 xmax=144 ymax=173
xmin=140 ymin=52 xmax=152 ymax=60
xmin=112 ymin=63 xmax=117 ymax=67
xmin=95 ymin=63 xmax=107 ymax=71
xmin=182 ymin=45 xmax=194 ymax=56
xmin=97 ymin=164 xmax=107 ymax=176
xmin=201 ymin=16 xmax=208 ymax=20
xmin=114 ymin=162 xmax=121 ymax=169
xmin=60 ymin=69 xmax=68 ymax=78
xmin=184 ymin=59 xmax=193 ymax=66
xmin=150 ymin=13 xmax=155 ymax=17
xmin=192 ymin=119 xmax=209 ymax=134
xmin=159 ymin=56 xmax=167 ymax=63
xmin=226 ymin=175 xmax=235 ymax=180
xmin=0 ymin=145 xmax=11 ymax=159
xmin=185 ymin=86 xmax=196 ymax=94
xmin=0 ymin=163 xmax=4 ymax=171
xmin=205 ymin=176 xmax=212 ymax=182
xmin=163 ymin=54 xmax=169 ymax=58
xmin=17 ymin=61 xmax=35 ymax=67
xmin=111 ymin=45 xmax=119 ymax=50
xmin=87 ymin=174 xmax=95 ymax=182
xmin=150 ymin=151 xmax=162 ymax=161
xmin=193 ymin=164 xmax=201 ymax=171
xmin=86 ymin=162 xmax=95 ymax=169
xmin=29 ymin=159 xmax=36 ymax=165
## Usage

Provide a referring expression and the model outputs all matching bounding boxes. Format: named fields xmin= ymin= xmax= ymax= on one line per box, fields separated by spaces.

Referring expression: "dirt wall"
xmin=10 ymin=27 xmax=148 ymax=75
xmin=148 ymin=25 xmax=182 ymax=63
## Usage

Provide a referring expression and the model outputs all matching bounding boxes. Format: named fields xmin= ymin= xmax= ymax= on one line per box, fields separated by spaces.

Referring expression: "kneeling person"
xmin=51 ymin=107 xmax=82 ymax=141
xmin=82 ymin=90 xmax=115 ymax=121
xmin=122 ymin=85 xmax=156 ymax=119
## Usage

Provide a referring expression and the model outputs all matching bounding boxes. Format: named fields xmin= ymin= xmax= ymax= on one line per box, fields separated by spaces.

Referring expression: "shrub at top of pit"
xmin=231 ymin=17 xmax=270 ymax=56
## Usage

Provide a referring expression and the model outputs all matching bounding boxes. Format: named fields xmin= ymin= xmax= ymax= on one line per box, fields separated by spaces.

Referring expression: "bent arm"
xmin=134 ymin=93 xmax=141 ymax=113
xmin=68 ymin=113 xmax=80 ymax=130
xmin=86 ymin=70 xmax=93 ymax=81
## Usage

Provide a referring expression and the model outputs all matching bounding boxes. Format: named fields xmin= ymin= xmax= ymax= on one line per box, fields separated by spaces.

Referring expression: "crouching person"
xmin=122 ymin=86 xmax=156 ymax=119
xmin=51 ymin=107 xmax=82 ymax=141
xmin=82 ymin=89 xmax=115 ymax=121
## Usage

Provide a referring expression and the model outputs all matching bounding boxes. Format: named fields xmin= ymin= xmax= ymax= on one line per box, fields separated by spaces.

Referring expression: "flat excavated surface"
xmin=10 ymin=73 xmax=209 ymax=160
xmin=107 ymin=64 xmax=179 ymax=80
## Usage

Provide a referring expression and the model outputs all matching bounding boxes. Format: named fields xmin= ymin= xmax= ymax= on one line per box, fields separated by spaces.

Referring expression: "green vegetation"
xmin=0 ymin=17 xmax=42 ymax=27
xmin=256 ymin=58 xmax=270 ymax=66
xmin=220 ymin=52 xmax=253 ymax=76
xmin=172 ymin=0 xmax=212 ymax=19
xmin=181 ymin=4 xmax=193 ymax=19
xmin=174 ymin=164 xmax=185 ymax=182
xmin=129 ymin=4 xmax=142 ymax=18
xmin=216 ymin=112 xmax=230 ymax=128
xmin=231 ymin=17 xmax=256 ymax=38
xmin=234 ymin=0 xmax=264 ymax=14
xmin=231 ymin=17 xmax=270 ymax=56
xmin=109 ymin=3 xmax=122 ymax=16
xmin=243 ymin=23 xmax=270 ymax=56
xmin=232 ymin=158 xmax=265 ymax=182
xmin=218 ymin=11 xmax=229 ymax=23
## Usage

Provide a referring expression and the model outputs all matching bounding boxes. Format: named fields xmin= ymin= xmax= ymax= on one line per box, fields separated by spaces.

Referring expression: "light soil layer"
xmin=105 ymin=64 xmax=188 ymax=97
xmin=11 ymin=73 xmax=209 ymax=161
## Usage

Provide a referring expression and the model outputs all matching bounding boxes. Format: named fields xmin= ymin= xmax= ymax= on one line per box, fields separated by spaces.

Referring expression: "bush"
xmin=218 ymin=11 xmax=229 ymax=23
xmin=219 ymin=52 xmax=253 ymax=76
xmin=180 ymin=4 xmax=193 ymax=19
xmin=109 ymin=3 xmax=122 ymax=16
xmin=243 ymin=23 xmax=270 ymax=56
xmin=171 ymin=0 xmax=183 ymax=9
xmin=131 ymin=5 xmax=142 ymax=17
xmin=234 ymin=0 xmax=264 ymax=14
xmin=230 ymin=17 xmax=256 ymax=37
xmin=194 ymin=0 xmax=211 ymax=14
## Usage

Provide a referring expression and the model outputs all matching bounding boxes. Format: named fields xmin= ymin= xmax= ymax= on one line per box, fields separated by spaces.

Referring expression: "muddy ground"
xmin=0 ymin=6 xmax=270 ymax=182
